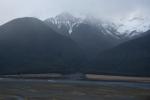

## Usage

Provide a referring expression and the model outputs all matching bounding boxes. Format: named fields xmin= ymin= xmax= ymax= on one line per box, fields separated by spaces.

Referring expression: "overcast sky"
xmin=0 ymin=0 xmax=149 ymax=24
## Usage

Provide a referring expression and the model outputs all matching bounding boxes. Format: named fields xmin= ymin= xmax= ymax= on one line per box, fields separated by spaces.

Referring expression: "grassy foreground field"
xmin=86 ymin=74 xmax=150 ymax=83
xmin=0 ymin=79 xmax=150 ymax=100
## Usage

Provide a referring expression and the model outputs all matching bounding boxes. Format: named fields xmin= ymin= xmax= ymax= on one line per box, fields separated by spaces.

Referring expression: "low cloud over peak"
xmin=0 ymin=0 xmax=149 ymax=25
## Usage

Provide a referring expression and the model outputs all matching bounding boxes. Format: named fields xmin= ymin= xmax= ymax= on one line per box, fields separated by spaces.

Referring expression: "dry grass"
xmin=86 ymin=74 xmax=150 ymax=83
xmin=0 ymin=79 xmax=149 ymax=100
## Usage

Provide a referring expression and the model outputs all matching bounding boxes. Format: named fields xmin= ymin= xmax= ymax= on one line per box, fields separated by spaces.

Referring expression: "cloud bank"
xmin=0 ymin=0 xmax=149 ymax=24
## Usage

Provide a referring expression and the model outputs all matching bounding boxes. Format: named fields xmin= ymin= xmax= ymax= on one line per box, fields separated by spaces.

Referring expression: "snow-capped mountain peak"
xmin=115 ymin=12 xmax=150 ymax=37
xmin=45 ymin=12 xmax=150 ymax=38
xmin=45 ymin=12 xmax=83 ymax=34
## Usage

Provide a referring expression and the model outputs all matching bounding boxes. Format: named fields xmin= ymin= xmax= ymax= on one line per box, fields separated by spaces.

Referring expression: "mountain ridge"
xmin=0 ymin=17 xmax=85 ymax=74
xmin=45 ymin=13 xmax=150 ymax=38
xmin=91 ymin=30 xmax=150 ymax=76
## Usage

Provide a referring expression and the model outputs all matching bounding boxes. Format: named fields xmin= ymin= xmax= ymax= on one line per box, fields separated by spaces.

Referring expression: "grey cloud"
xmin=0 ymin=0 xmax=149 ymax=24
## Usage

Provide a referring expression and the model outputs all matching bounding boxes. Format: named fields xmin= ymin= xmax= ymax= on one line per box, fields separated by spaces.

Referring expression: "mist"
xmin=0 ymin=0 xmax=149 ymax=24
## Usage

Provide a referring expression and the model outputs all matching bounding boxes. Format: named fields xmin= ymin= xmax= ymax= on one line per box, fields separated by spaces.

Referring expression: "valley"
xmin=0 ymin=1 xmax=150 ymax=100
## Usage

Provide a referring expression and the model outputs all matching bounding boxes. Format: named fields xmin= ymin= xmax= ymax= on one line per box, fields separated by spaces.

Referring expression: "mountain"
xmin=114 ymin=12 xmax=150 ymax=37
xmin=92 ymin=30 xmax=150 ymax=76
xmin=44 ymin=13 xmax=122 ymax=38
xmin=44 ymin=12 xmax=150 ymax=76
xmin=45 ymin=12 xmax=150 ymax=38
xmin=44 ymin=12 xmax=82 ymax=36
xmin=0 ymin=13 xmax=149 ymax=76
xmin=0 ymin=17 xmax=85 ymax=74
xmin=45 ymin=13 xmax=122 ymax=59
xmin=70 ymin=23 xmax=120 ymax=59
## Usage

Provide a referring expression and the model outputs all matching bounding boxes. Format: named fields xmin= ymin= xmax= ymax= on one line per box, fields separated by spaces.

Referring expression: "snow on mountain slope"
xmin=115 ymin=11 xmax=150 ymax=37
xmin=45 ymin=13 xmax=120 ymax=39
xmin=45 ymin=12 xmax=150 ymax=38
xmin=45 ymin=12 xmax=83 ymax=34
